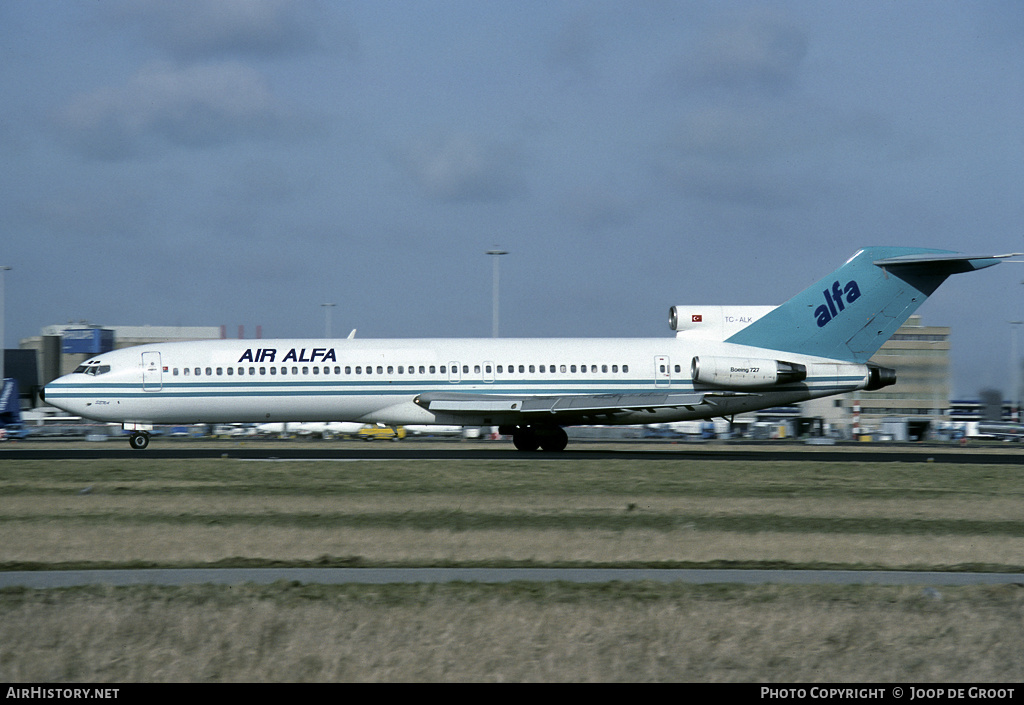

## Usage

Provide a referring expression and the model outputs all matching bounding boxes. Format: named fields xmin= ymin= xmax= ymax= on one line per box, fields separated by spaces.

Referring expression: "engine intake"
xmin=691 ymin=356 xmax=807 ymax=388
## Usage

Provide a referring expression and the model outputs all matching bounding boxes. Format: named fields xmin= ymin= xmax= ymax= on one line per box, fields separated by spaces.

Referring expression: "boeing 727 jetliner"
xmin=42 ymin=247 xmax=1018 ymax=450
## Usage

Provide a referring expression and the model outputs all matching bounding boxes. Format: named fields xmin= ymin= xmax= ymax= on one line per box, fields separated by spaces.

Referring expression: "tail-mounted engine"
xmin=865 ymin=363 xmax=897 ymax=391
xmin=670 ymin=305 xmax=777 ymax=337
xmin=691 ymin=356 xmax=807 ymax=388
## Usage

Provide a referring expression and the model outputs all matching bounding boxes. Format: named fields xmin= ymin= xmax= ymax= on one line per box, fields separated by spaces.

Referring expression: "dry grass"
xmin=2 ymin=452 xmax=1023 ymax=681
xmin=2 ymin=522 xmax=1022 ymax=569
xmin=2 ymin=582 xmax=1022 ymax=682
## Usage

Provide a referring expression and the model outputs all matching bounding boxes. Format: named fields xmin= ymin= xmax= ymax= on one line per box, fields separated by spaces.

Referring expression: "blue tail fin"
xmin=0 ymin=377 xmax=22 ymax=428
xmin=725 ymin=247 xmax=1007 ymax=362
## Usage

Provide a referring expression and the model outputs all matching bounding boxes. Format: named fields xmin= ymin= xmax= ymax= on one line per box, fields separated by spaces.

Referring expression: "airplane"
xmin=41 ymin=247 xmax=1019 ymax=451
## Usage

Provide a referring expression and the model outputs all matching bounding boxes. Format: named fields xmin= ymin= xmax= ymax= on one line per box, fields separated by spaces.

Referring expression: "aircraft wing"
xmin=413 ymin=391 xmax=713 ymax=422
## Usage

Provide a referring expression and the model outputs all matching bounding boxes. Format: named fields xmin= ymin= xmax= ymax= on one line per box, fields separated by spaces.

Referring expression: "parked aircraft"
xmin=255 ymin=421 xmax=362 ymax=438
xmin=41 ymin=247 xmax=1017 ymax=451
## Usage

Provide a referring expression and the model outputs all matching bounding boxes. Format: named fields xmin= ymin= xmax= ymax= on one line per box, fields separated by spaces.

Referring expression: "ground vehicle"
xmin=355 ymin=424 xmax=406 ymax=441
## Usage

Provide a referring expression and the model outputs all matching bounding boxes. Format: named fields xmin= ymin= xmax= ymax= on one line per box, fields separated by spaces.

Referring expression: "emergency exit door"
xmin=142 ymin=352 xmax=163 ymax=391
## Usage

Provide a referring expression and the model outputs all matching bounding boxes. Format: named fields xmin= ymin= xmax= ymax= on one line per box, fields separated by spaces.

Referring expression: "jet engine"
xmin=865 ymin=363 xmax=897 ymax=391
xmin=690 ymin=356 xmax=807 ymax=388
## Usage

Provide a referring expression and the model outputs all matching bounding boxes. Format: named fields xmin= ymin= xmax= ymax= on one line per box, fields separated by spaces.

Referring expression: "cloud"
xmin=106 ymin=0 xmax=345 ymax=61
xmin=667 ymin=9 xmax=808 ymax=96
xmin=56 ymin=61 xmax=291 ymax=160
xmin=396 ymin=133 xmax=527 ymax=203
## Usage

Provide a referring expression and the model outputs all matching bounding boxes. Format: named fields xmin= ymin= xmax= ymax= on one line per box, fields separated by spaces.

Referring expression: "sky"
xmin=2 ymin=0 xmax=1022 ymax=399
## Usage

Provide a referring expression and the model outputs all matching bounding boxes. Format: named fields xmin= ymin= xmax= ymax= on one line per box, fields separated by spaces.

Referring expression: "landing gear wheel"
xmin=512 ymin=429 xmax=540 ymax=451
xmin=128 ymin=432 xmax=150 ymax=450
xmin=538 ymin=427 xmax=569 ymax=452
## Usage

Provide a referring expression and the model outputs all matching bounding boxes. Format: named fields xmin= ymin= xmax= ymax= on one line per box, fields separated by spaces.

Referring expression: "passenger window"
xmin=560 ymin=365 xmax=567 ymax=373
xmin=570 ymin=365 xmax=576 ymax=373
xmin=270 ymin=367 xmax=277 ymax=375
xmin=206 ymin=368 xmax=213 ymax=376
xmin=612 ymin=365 xmax=618 ymax=373
xmin=440 ymin=366 xmax=446 ymax=374
xmin=259 ymin=367 xmax=265 ymax=375
xmin=227 ymin=368 xmax=234 ymax=375
xmin=539 ymin=365 xmax=545 ymax=373
xmin=474 ymin=365 xmax=481 ymax=374
xmin=388 ymin=366 xmax=394 ymax=374
xmin=602 ymin=365 xmax=608 ymax=373
xmin=623 ymin=365 xmax=629 ymax=373
xmin=195 ymin=368 xmax=201 ymax=376
xmin=250 ymin=367 xmax=255 ymax=375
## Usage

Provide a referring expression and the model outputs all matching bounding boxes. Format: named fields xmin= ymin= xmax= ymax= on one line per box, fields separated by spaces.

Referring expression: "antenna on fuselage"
xmin=347 ymin=329 xmax=357 ymax=339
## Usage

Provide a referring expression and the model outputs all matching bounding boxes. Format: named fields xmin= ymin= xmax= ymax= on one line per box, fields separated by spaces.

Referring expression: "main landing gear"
xmin=504 ymin=425 xmax=569 ymax=452
xmin=128 ymin=432 xmax=150 ymax=450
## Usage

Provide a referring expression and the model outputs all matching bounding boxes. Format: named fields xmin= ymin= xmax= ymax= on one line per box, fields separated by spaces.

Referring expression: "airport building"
xmin=800 ymin=315 xmax=953 ymax=438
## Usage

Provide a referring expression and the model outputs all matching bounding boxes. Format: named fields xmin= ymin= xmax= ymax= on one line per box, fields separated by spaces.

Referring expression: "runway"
xmin=3 ymin=442 xmax=1023 ymax=464
xmin=3 ymin=567 xmax=1024 ymax=589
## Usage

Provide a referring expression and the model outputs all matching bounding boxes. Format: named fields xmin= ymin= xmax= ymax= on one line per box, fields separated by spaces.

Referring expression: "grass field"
xmin=1 ymin=446 xmax=1022 ymax=681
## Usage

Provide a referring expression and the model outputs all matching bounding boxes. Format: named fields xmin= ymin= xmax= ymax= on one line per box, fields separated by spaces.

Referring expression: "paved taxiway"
xmin=3 ymin=568 xmax=1024 ymax=589
xmin=2 ymin=442 xmax=1023 ymax=464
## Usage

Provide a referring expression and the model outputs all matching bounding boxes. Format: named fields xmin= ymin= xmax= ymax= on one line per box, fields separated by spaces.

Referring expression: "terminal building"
xmin=797 ymin=315 xmax=954 ymax=439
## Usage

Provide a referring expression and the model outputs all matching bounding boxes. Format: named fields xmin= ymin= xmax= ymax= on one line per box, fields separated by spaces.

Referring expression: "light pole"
xmin=0 ymin=266 xmax=10 ymax=382
xmin=321 ymin=303 xmax=336 ymax=338
xmin=1011 ymin=320 xmax=1023 ymax=423
xmin=486 ymin=249 xmax=508 ymax=338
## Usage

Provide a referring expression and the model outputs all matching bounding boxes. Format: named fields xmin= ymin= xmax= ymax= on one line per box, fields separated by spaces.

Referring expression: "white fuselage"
xmin=43 ymin=336 xmax=871 ymax=427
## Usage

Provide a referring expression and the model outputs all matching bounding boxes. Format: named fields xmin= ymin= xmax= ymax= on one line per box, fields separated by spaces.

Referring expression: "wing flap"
xmin=414 ymin=391 xmax=708 ymax=418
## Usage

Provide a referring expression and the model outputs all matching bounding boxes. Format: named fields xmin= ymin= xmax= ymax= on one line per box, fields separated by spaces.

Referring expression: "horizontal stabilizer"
xmin=873 ymin=252 xmax=1024 ymax=272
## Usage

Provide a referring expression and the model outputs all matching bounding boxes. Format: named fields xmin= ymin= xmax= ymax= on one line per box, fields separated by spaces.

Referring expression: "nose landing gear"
xmin=128 ymin=432 xmax=150 ymax=450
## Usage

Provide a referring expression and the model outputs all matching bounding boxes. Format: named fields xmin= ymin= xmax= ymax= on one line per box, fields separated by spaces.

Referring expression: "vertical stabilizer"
xmin=0 ymin=378 xmax=22 ymax=430
xmin=725 ymin=247 xmax=1008 ymax=362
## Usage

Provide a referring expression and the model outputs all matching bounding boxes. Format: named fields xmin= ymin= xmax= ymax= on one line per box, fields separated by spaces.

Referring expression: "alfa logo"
xmin=814 ymin=280 xmax=861 ymax=327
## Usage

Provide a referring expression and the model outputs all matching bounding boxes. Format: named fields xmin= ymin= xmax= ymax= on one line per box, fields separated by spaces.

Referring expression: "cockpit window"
xmin=73 ymin=364 xmax=111 ymax=376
